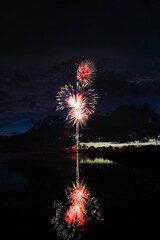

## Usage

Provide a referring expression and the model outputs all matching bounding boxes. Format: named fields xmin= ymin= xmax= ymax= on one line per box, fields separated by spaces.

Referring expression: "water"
xmin=0 ymin=166 xmax=29 ymax=192
xmin=0 ymin=153 xmax=160 ymax=239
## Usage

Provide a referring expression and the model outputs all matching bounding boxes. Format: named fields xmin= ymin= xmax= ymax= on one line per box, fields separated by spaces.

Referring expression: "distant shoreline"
xmin=1 ymin=143 xmax=160 ymax=169
xmin=78 ymin=144 xmax=160 ymax=168
xmin=80 ymin=140 xmax=159 ymax=148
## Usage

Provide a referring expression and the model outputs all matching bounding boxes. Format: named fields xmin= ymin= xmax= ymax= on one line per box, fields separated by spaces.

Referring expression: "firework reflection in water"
xmin=51 ymin=60 xmax=103 ymax=239
xmin=51 ymin=182 xmax=103 ymax=239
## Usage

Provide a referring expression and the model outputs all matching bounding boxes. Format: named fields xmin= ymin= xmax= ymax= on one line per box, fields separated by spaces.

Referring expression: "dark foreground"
xmin=0 ymin=152 xmax=160 ymax=240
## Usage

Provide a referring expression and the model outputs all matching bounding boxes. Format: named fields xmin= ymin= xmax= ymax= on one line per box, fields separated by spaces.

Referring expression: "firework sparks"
xmin=56 ymin=83 xmax=98 ymax=127
xmin=77 ymin=59 xmax=96 ymax=87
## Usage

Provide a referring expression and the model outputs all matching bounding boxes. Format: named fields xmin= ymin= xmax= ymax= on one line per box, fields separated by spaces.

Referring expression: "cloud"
xmin=0 ymin=60 xmax=77 ymax=114
xmin=0 ymin=57 xmax=160 ymax=117
xmin=132 ymin=75 xmax=160 ymax=84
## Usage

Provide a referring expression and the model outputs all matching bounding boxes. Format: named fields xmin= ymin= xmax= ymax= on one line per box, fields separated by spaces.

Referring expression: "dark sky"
xmin=0 ymin=0 xmax=160 ymax=135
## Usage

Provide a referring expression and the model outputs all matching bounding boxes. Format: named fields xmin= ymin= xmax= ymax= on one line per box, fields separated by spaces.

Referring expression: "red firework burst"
xmin=77 ymin=59 xmax=96 ymax=87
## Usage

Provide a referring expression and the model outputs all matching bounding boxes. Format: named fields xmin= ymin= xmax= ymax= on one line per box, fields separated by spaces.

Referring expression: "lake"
xmin=0 ymin=153 xmax=160 ymax=239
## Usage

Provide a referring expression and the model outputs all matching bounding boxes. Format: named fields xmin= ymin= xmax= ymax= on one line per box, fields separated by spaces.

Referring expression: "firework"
xmin=56 ymin=79 xmax=98 ymax=183
xmin=56 ymin=83 xmax=98 ymax=127
xmin=56 ymin=59 xmax=98 ymax=185
xmin=77 ymin=59 xmax=96 ymax=87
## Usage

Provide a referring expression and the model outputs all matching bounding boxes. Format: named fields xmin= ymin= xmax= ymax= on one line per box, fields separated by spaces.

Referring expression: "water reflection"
xmin=80 ymin=156 xmax=114 ymax=164
xmin=1 ymin=153 xmax=160 ymax=239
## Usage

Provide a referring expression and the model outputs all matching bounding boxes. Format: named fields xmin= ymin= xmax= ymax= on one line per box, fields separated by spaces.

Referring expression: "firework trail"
xmin=56 ymin=81 xmax=98 ymax=183
xmin=52 ymin=60 xmax=103 ymax=239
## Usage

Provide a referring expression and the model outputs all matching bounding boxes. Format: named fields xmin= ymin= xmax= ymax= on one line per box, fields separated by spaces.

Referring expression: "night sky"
xmin=0 ymin=0 xmax=160 ymax=135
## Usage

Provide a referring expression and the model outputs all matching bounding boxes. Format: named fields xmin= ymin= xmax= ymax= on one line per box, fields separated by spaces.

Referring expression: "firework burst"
xmin=77 ymin=59 xmax=96 ymax=87
xmin=56 ymin=83 xmax=98 ymax=127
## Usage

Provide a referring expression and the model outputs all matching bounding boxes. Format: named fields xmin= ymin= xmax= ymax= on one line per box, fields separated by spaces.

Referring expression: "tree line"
xmin=81 ymin=104 xmax=160 ymax=142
